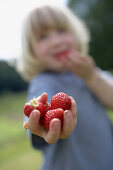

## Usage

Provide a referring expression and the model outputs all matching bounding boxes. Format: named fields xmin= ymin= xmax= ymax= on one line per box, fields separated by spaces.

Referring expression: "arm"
xmin=62 ymin=50 xmax=113 ymax=109
xmin=85 ymin=68 xmax=113 ymax=110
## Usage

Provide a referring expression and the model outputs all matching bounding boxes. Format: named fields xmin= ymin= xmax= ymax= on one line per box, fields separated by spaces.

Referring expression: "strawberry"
xmin=44 ymin=108 xmax=64 ymax=131
xmin=45 ymin=103 xmax=51 ymax=113
xmin=23 ymin=92 xmax=72 ymax=130
xmin=24 ymin=98 xmax=46 ymax=125
xmin=55 ymin=50 xmax=71 ymax=59
xmin=35 ymin=102 xmax=46 ymax=126
xmin=24 ymin=103 xmax=34 ymax=117
xmin=32 ymin=101 xmax=46 ymax=115
xmin=51 ymin=92 xmax=71 ymax=111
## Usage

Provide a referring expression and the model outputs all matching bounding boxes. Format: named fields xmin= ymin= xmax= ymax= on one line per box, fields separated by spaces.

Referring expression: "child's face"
xmin=32 ymin=28 xmax=77 ymax=71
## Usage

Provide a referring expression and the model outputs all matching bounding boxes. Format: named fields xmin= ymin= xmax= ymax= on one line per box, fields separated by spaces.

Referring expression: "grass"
xmin=0 ymin=91 xmax=43 ymax=170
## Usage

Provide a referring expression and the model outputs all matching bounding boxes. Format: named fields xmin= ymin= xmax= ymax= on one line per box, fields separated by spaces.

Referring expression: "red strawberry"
xmin=31 ymin=101 xmax=45 ymax=115
xmin=35 ymin=102 xmax=46 ymax=126
xmin=24 ymin=98 xmax=46 ymax=126
xmin=24 ymin=103 xmax=34 ymax=117
xmin=45 ymin=103 xmax=51 ymax=113
xmin=55 ymin=50 xmax=71 ymax=58
xmin=51 ymin=92 xmax=71 ymax=111
xmin=44 ymin=108 xmax=64 ymax=131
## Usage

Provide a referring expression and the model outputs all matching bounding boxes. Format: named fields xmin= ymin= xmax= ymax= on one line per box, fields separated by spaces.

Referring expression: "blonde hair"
xmin=16 ymin=5 xmax=90 ymax=82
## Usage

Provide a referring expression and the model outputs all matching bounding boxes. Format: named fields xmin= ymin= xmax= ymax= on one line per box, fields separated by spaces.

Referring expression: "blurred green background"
xmin=0 ymin=91 xmax=43 ymax=170
xmin=0 ymin=0 xmax=113 ymax=169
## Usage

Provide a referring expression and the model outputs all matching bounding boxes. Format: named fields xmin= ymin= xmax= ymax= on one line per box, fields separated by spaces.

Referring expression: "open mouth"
xmin=54 ymin=50 xmax=70 ymax=59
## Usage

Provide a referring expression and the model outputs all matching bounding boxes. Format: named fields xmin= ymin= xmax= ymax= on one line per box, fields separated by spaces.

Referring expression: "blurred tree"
xmin=68 ymin=0 xmax=113 ymax=70
xmin=0 ymin=61 xmax=28 ymax=94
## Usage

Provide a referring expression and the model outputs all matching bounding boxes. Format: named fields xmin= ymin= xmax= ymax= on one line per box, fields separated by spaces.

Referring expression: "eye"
xmin=38 ymin=33 xmax=48 ymax=40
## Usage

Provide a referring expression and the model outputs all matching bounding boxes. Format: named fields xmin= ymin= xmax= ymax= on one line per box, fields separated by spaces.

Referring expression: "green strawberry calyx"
xmin=31 ymin=97 xmax=39 ymax=108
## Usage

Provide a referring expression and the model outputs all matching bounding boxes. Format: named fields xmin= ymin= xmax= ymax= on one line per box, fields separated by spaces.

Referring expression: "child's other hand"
xmin=26 ymin=93 xmax=77 ymax=144
xmin=62 ymin=50 xmax=96 ymax=82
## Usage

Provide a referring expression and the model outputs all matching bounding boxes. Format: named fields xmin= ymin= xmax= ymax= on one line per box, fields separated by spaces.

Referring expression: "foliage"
xmin=0 ymin=60 xmax=28 ymax=94
xmin=68 ymin=0 xmax=113 ymax=70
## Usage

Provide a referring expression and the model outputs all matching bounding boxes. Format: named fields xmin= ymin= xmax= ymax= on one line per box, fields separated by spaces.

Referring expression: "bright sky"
xmin=0 ymin=0 xmax=68 ymax=60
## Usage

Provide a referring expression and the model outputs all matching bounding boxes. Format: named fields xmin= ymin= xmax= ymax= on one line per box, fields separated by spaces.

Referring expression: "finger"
xmin=68 ymin=49 xmax=88 ymax=64
xmin=62 ymin=53 xmax=79 ymax=69
xmin=60 ymin=110 xmax=74 ymax=139
xmin=70 ymin=97 xmax=77 ymax=129
xmin=44 ymin=118 xmax=61 ymax=144
xmin=70 ymin=96 xmax=77 ymax=120
xmin=28 ymin=110 xmax=43 ymax=136
xmin=68 ymin=55 xmax=83 ymax=66
xmin=61 ymin=56 xmax=74 ymax=69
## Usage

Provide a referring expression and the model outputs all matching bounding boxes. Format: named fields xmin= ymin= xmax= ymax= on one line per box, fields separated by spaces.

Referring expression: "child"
xmin=16 ymin=4 xmax=113 ymax=170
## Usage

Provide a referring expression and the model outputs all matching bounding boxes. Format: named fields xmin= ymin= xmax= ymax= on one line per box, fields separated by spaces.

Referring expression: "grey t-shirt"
xmin=27 ymin=71 xmax=113 ymax=170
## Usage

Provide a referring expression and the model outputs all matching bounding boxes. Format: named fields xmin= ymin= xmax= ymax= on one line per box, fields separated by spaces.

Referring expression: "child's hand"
xmin=24 ymin=92 xmax=77 ymax=144
xmin=62 ymin=49 xmax=96 ymax=82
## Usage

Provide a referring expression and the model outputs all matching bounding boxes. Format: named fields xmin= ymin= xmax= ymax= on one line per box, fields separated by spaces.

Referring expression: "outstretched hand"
xmin=24 ymin=92 xmax=77 ymax=144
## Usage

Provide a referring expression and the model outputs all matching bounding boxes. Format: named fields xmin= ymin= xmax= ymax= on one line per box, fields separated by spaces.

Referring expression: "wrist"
xmin=85 ymin=67 xmax=100 ymax=87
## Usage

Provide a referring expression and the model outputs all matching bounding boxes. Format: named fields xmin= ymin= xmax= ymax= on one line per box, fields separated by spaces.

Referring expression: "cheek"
xmin=67 ymin=37 xmax=77 ymax=49
xmin=40 ymin=45 xmax=48 ymax=53
xmin=68 ymin=36 xmax=78 ymax=49
xmin=37 ymin=41 xmax=50 ymax=55
xmin=64 ymin=34 xmax=75 ymax=44
xmin=32 ymin=43 xmax=47 ymax=59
